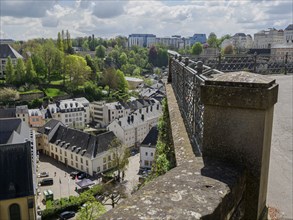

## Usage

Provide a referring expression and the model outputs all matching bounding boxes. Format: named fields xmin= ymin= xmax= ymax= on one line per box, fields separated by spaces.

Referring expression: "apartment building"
xmin=37 ymin=120 xmax=117 ymax=176
xmin=16 ymin=105 xmax=29 ymax=123
xmin=28 ymin=109 xmax=45 ymax=128
xmin=0 ymin=118 xmax=37 ymax=220
xmin=284 ymin=24 xmax=293 ymax=44
xmin=0 ymin=44 xmax=23 ymax=78
xmin=128 ymin=34 xmax=156 ymax=48
xmin=107 ymin=100 xmax=162 ymax=147
xmin=253 ymin=28 xmax=284 ymax=49
xmin=90 ymin=101 xmax=131 ymax=127
xmin=47 ymin=98 xmax=89 ymax=129
xmin=140 ymin=126 xmax=158 ymax=169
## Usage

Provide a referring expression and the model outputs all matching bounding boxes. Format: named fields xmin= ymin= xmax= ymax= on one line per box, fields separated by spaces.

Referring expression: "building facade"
xmin=253 ymin=28 xmax=284 ymax=49
xmin=0 ymin=118 xmax=37 ymax=220
xmin=284 ymin=24 xmax=293 ymax=44
xmin=107 ymin=100 xmax=162 ymax=147
xmin=139 ymin=126 xmax=158 ymax=169
xmin=47 ymin=98 xmax=89 ymax=129
xmin=128 ymin=34 xmax=156 ymax=48
xmin=270 ymin=44 xmax=293 ymax=62
xmin=37 ymin=120 xmax=117 ymax=176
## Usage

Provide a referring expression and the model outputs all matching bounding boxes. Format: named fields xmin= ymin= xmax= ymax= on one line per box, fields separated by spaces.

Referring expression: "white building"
xmin=140 ymin=126 xmax=158 ymax=169
xmin=37 ymin=120 xmax=117 ymax=176
xmin=221 ymin=33 xmax=253 ymax=52
xmin=284 ymin=24 xmax=293 ymax=44
xmin=155 ymin=36 xmax=184 ymax=49
xmin=107 ymin=100 xmax=162 ymax=148
xmin=128 ymin=34 xmax=156 ymax=48
xmin=90 ymin=101 xmax=131 ymax=127
xmin=16 ymin=105 xmax=29 ymax=124
xmin=47 ymin=98 xmax=90 ymax=129
xmin=253 ymin=28 xmax=284 ymax=49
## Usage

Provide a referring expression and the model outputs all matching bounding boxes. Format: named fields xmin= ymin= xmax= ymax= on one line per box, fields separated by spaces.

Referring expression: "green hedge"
xmin=41 ymin=185 xmax=104 ymax=219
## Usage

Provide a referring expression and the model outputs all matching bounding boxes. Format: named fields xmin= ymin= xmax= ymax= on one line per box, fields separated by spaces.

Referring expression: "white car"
xmin=38 ymin=172 xmax=49 ymax=178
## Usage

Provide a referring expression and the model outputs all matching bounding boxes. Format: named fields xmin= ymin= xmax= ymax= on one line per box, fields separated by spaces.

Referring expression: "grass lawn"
xmin=50 ymin=79 xmax=65 ymax=85
xmin=44 ymin=88 xmax=67 ymax=97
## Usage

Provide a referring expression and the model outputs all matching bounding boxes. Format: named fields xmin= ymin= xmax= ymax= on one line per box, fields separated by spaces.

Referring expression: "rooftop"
xmin=0 ymin=44 xmax=23 ymax=59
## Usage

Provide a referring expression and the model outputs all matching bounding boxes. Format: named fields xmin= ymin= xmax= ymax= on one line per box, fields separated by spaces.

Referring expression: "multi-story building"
xmin=0 ymin=44 xmax=23 ymax=78
xmin=284 ymin=24 xmax=293 ymax=44
xmin=16 ymin=105 xmax=29 ymax=123
xmin=0 ymin=118 xmax=37 ymax=220
xmin=140 ymin=126 xmax=158 ymax=169
xmin=155 ymin=36 xmax=184 ymax=49
xmin=47 ymin=98 xmax=89 ymax=129
xmin=253 ymin=28 xmax=284 ymax=49
xmin=28 ymin=109 xmax=45 ymax=128
xmin=186 ymin=34 xmax=207 ymax=47
xmin=37 ymin=119 xmax=117 ymax=176
xmin=90 ymin=101 xmax=131 ymax=127
xmin=128 ymin=34 xmax=156 ymax=48
xmin=107 ymin=100 xmax=162 ymax=147
xmin=221 ymin=33 xmax=253 ymax=52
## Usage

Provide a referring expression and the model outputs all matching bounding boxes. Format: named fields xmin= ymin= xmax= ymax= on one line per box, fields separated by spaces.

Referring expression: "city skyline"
xmin=0 ymin=0 xmax=292 ymax=41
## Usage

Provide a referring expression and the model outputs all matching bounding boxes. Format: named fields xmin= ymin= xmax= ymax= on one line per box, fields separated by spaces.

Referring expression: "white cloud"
xmin=0 ymin=0 xmax=291 ymax=40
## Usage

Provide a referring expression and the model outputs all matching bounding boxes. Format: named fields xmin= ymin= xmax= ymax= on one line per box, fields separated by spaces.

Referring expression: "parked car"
xmin=77 ymin=172 xmax=86 ymax=180
xmin=39 ymin=178 xmax=53 ymax=186
xmin=38 ymin=172 xmax=49 ymax=178
xmin=70 ymin=171 xmax=79 ymax=179
xmin=59 ymin=211 xmax=75 ymax=220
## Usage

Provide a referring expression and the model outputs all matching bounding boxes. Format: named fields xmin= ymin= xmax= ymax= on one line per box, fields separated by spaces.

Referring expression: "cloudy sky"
xmin=0 ymin=0 xmax=292 ymax=41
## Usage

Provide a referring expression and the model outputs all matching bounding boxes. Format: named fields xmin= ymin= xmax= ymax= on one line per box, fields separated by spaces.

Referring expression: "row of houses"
xmin=128 ymin=24 xmax=293 ymax=56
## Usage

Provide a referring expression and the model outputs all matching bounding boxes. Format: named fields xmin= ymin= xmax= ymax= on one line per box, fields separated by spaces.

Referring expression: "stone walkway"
xmin=267 ymin=75 xmax=293 ymax=219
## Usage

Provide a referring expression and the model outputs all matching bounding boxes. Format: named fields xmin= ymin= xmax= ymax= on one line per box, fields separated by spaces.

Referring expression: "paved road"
xmin=267 ymin=75 xmax=293 ymax=219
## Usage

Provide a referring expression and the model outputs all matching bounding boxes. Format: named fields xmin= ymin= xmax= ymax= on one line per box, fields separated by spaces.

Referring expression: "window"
xmin=80 ymin=158 xmax=83 ymax=163
xmin=75 ymin=156 xmax=78 ymax=161
xmin=103 ymin=164 xmax=107 ymax=170
xmin=145 ymin=152 xmax=148 ymax=156
xmin=108 ymin=155 xmax=111 ymax=161
xmin=51 ymin=145 xmax=53 ymax=150
xmin=60 ymin=156 xmax=62 ymax=161
xmin=81 ymin=165 xmax=84 ymax=170
xmin=103 ymin=157 xmax=106 ymax=163
xmin=97 ymin=167 xmax=100 ymax=172
xmin=71 ymin=161 xmax=73 ymax=166
xmin=108 ymin=162 xmax=112 ymax=169
xmin=60 ymin=149 xmax=62 ymax=154
xmin=144 ymin=160 xmax=149 ymax=166
xmin=9 ymin=203 xmax=21 ymax=220
xmin=76 ymin=163 xmax=78 ymax=168
xmin=151 ymin=152 xmax=153 ymax=157
xmin=71 ymin=154 xmax=73 ymax=159
xmin=65 ymin=151 xmax=67 ymax=156
xmin=86 ymin=160 xmax=88 ymax=166
xmin=55 ymin=148 xmax=57 ymax=152
xmin=86 ymin=167 xmax=89 ymax=173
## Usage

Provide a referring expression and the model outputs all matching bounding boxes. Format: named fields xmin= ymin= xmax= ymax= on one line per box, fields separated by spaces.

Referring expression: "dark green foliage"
xmin=41 ymin=185 xmax=104 ymax=220
xmin=150 ymin=98 xmax=176 ymax=178
xmin=191 ymin=42 xmax=203 ymax=55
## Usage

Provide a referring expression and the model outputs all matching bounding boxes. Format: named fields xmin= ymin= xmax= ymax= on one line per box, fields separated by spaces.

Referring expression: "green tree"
xmin=25 ymin=58 xmax=37 ymax=83
xmin=191 ymin=42 xmax=203 ymax=55
xmin=102 ymin=67 xmax=118 ymax=95
xmin=223 ymin=45 xmax=234 ymax=55
xmin=15 ymin=58 xmax=26 ymax=85
xmin=118 ymin=52 xmax=127 ymax=67
xmin=116 ymin=69 xmax=128 ymax=94
xmin=109 ymin=138 xmax=130 ymax=182
xmin=65 ymin=55 xmax=91 ymax=89
xmin=207 ymin=32 xmax=218 ymax=48
xmin=82 ymin=40 xmax=89 ymax=51
xmin=76 ymin=201 xmax=106 ymax=220
xmin=31 ymin=54 xmax=47 ymax=80
xmin=5 ymin=56 xmax=15 ymax=83
xmin=57 ymin=32 xmax=64 ymax=52
xmin=157 ymin=48 xmax=168 ymax=67
xmin=95 ymin=45 xmax=106 ymax=58
xmin=148 ymin=46 xmax=158 ymax=66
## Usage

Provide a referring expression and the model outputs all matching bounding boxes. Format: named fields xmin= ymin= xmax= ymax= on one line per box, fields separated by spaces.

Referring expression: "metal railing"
xmin=168 ymin=51 xmax=220 ymax=156
xmin=186 ymin=53 xmax=293 ymax=74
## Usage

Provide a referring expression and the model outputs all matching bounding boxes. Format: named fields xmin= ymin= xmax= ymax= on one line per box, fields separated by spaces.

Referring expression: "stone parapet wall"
xmin=101 ymin=84 xmax=245 ymax=219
